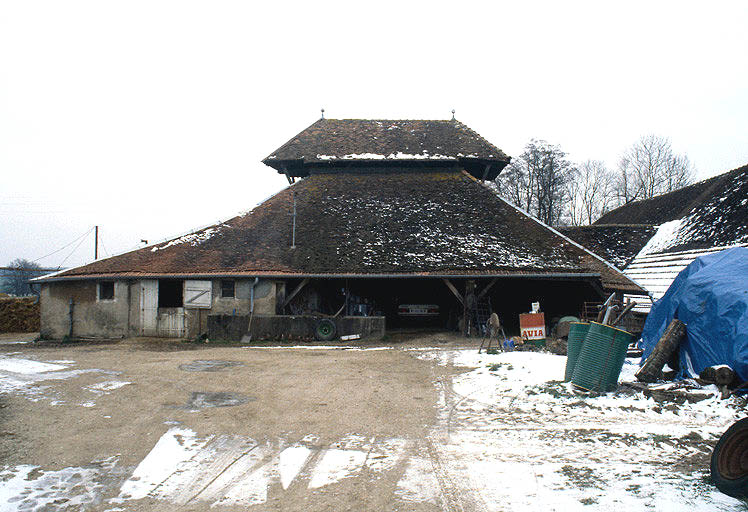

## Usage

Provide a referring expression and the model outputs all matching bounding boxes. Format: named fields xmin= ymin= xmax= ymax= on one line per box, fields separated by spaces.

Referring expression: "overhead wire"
xmin=99 ymin=235 xmax=110 ymax=258
xmin=57 ymin=232 xmax=92 ymax=270
xmin=32 ymin=227 xmax=95 ymax=264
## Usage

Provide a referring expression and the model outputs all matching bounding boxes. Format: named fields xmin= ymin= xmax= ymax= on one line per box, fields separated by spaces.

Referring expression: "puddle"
xmin=178 ymin=360 xmax=244 ymax=372
xmin=186 ymin=391 xmax=254 ymax=409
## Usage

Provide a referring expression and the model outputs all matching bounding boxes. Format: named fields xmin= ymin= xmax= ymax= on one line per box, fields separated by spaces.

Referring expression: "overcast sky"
xmin=2 ymin=1 xmax=747 ymax=269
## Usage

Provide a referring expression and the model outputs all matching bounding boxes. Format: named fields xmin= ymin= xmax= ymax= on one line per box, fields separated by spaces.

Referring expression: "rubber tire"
xmin=315 ymin=319 xmax=337 ymax=341
xmin=711 ymin=417 xmax=748 ymax=498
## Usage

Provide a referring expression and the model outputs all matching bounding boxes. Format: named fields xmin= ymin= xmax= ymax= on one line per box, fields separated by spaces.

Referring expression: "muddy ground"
xmin=0 ymin=332 xmax=744 ymax=511
xmin=0 ymin=334 xmax=465 ymax=511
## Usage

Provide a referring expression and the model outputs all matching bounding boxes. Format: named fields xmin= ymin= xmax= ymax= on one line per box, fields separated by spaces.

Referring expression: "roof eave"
xmin=36 ymin=271 xmax=603 ymax=283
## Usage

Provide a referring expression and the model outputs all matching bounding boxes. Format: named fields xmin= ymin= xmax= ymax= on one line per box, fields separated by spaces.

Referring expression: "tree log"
xmin=636 ymin=319 xmax=686 ymax=383
xmin=700 ymin=365 xmax=738 ymax=386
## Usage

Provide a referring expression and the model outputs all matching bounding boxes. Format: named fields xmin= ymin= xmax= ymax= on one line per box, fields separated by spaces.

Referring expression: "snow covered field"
xmin=401 ymin=349 xmax=745 ymax=511
xmin=0 ymin=344 xmax=745 ymax=511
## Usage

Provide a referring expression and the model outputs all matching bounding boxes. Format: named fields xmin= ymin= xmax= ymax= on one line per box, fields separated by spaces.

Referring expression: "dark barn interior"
xmin=281 ymin=277 xmax=603 ymax=336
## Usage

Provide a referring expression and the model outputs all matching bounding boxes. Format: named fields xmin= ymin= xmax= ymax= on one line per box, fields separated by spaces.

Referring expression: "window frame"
xmin=220 ymin=279 xmax=236 ymax=299
xmin=98 ymin=281 xmax=115 ymax=301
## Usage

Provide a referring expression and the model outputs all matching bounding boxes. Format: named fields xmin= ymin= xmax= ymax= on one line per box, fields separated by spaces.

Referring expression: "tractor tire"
xmin=711 ymin=417 xmax=748 ymax=498
xmin=315 ymin=319 xmax=337 ymax=341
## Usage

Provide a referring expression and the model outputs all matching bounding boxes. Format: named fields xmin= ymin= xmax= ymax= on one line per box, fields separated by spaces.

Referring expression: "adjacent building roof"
xmin=557 ymin=225 xmax=658 ymax=270
xmin=595 ymin=163 xmax=748 ymax=254
xmin=563 ymin=162 xmax=748 ymax=302
xmin=262 ymin=118 xmax=511 ymax=180
xmin=39 ymin=171 xmax=642 ymax=292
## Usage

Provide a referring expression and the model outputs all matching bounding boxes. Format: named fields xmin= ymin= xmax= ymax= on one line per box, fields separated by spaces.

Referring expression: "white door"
xmin=140 ymin=280 xmax=158 ymax=336
xmin=158 ymin=308 xmax=185 ymax=337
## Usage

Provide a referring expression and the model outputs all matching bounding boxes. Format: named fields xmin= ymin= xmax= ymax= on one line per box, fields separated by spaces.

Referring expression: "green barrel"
xmin=571 ymin=322 xmax=634 ymax=392
xmin=564 ymin=322 xmax=590 ymax=382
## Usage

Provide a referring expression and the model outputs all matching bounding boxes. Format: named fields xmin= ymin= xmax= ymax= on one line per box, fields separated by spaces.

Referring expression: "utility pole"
xmin=95 ymin=225 xmax=99 ymax=260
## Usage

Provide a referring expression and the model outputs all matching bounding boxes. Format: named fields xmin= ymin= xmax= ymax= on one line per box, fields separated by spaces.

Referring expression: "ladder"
xmin=472 ymin=296 xmax=493 ymax=337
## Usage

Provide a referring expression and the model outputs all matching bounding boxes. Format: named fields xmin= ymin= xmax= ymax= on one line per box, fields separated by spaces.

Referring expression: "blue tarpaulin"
xmin=639 ymin=247 xmax=748 ymax=380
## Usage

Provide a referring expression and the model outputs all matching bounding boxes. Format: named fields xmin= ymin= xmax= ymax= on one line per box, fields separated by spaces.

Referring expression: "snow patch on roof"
xmin=315 ymin=152 xmax=459 ymax=161
xmin=636 ymin=219 xmax=686 ymax=256
xmin=151 ymin=227 xmax=221 ymax=252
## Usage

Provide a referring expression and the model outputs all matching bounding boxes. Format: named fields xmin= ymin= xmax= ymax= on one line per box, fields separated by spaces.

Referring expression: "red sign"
xmin=519 ymin=313 xmax=546 ymax=340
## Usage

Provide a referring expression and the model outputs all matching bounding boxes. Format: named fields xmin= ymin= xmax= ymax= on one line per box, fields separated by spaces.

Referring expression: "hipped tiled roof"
xmin=263 ymin=119 xmax=510 ymax=179
xmin=558 ymin=225 xmax=658 ymax=269
xmin=41 ymin=172 xmax=641 ymax=292
xmin=594 ymin=163 xmax=748 ymax=254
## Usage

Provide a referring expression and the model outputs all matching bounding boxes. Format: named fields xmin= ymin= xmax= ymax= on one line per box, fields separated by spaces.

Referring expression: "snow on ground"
xmin=402 ymin=349 xmax=745 ymax=511
xmin=115 ymin=429 xmax=408 ymax=507
xmin=0 ymin=353 xmax=122 ymax=403
xmin=245 ymin=345 xmax=394 ymax=351
xmin=0 ymin=457 xmax=119 ymax=512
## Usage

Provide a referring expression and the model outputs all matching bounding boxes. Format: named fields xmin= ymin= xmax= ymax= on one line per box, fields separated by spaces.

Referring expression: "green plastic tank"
xmin=564 ymin=322 xmax=590 ymax=382
xmin=571 ymin=322 xmax=634 ymax=393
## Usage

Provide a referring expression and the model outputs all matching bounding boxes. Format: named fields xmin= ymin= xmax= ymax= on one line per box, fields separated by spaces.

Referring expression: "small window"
xmin=99 ymin=281 xmax=115 ymax=301
xmin=221 ymin=280 xmax=235 ymax=298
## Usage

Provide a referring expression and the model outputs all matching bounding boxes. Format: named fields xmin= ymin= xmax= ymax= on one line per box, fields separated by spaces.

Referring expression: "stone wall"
xmin=207 ymin=314 xmax=386 ymax=342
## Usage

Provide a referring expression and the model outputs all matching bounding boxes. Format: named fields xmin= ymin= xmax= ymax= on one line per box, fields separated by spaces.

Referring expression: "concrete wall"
xmin=40 ymin=278 xmax=280 ymax=340
xmin=184 ymin=279 xmax=277 ymax=338
xmin=208 ymin=314 xmax=386 ymax=342
xmin=40 ymin=281 xmax=131 ymax=339
xmin=207 ymin=279 xmax=276 ymax=316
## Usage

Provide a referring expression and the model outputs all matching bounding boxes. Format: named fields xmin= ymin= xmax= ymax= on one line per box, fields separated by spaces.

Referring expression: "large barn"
xmin=36 ymin=118 xmax=643 ymax=340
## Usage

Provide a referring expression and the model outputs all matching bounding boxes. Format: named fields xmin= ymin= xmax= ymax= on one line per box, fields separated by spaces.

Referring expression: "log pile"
xmin=0 ymin=297 xmax=40 ymax=332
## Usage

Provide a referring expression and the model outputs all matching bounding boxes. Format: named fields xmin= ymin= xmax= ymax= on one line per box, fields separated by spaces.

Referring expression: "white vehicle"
xmin=397 ymin=304 xmax=440 ymax=317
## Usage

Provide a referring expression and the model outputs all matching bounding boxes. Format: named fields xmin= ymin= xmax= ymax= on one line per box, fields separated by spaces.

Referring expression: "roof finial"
xmin=321 ymin=108 xmax=325 ymax=120
xmin=451 ymin=109 xmax=456 ymax=121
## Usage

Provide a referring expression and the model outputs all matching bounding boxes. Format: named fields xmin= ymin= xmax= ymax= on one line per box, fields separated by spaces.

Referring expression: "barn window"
xmin=158 ymin=279 xmax=183 ymax=307
xmin=221 ymin=280 xmax=235 ymax=298
xmin=98 ymin=281 xmax=115 ymax=301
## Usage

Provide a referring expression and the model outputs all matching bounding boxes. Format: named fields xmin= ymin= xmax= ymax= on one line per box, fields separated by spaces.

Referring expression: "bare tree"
xmin=616 ymin=135 xmax=694 ymax=204
xmin=495 ymin=139 xmax=575 ymax=225
xmin=1 ymin=259 xmax=43 ymax=296
xmin=567 ymin=160 xmax=616 ymax=225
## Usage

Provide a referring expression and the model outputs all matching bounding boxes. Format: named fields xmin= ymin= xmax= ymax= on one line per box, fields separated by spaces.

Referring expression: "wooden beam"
xmin=442 ymin=278 xmax=463 ymax=306
xmin=477 ymin=278 xmax=498 ymax=299
xmin=282 ymin=278 xmax=309 ymax=309
xmin=588 ymin=279 xmax=605 ymax=300
xmin=282 ymin=167 xmax=295 ymax=185
xmin=481 ymin=164 xmax=492 ymax=181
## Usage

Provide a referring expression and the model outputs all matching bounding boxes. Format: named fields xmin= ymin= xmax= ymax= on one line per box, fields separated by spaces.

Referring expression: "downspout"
xmin=250 ymin=278 xmax=260 ymax=313
xmin=126 ymin=281 xmax=131 ymax=336
xmin=247 ymin=278 xmax=260 ymax=341
xmin=68 ymin=298 xmax=74 ymax=338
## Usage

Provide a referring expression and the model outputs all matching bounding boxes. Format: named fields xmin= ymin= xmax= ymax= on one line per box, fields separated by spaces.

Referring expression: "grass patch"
xmin=559 ymin=465 xmax=605 ymax=490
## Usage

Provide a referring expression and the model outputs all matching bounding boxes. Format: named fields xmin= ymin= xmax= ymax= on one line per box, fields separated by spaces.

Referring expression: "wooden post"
xmin=465 ymin=280 xmax=477 ymax=337
xmin=636 ymin=319 xmax=687 ymax=383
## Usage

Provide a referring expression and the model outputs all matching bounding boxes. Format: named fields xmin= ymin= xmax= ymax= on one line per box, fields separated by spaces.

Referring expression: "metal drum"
xmin=564 ymin=322 xmax=590 ymax=382
xmin=571 ymin=322 xmax=634 ymax=392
